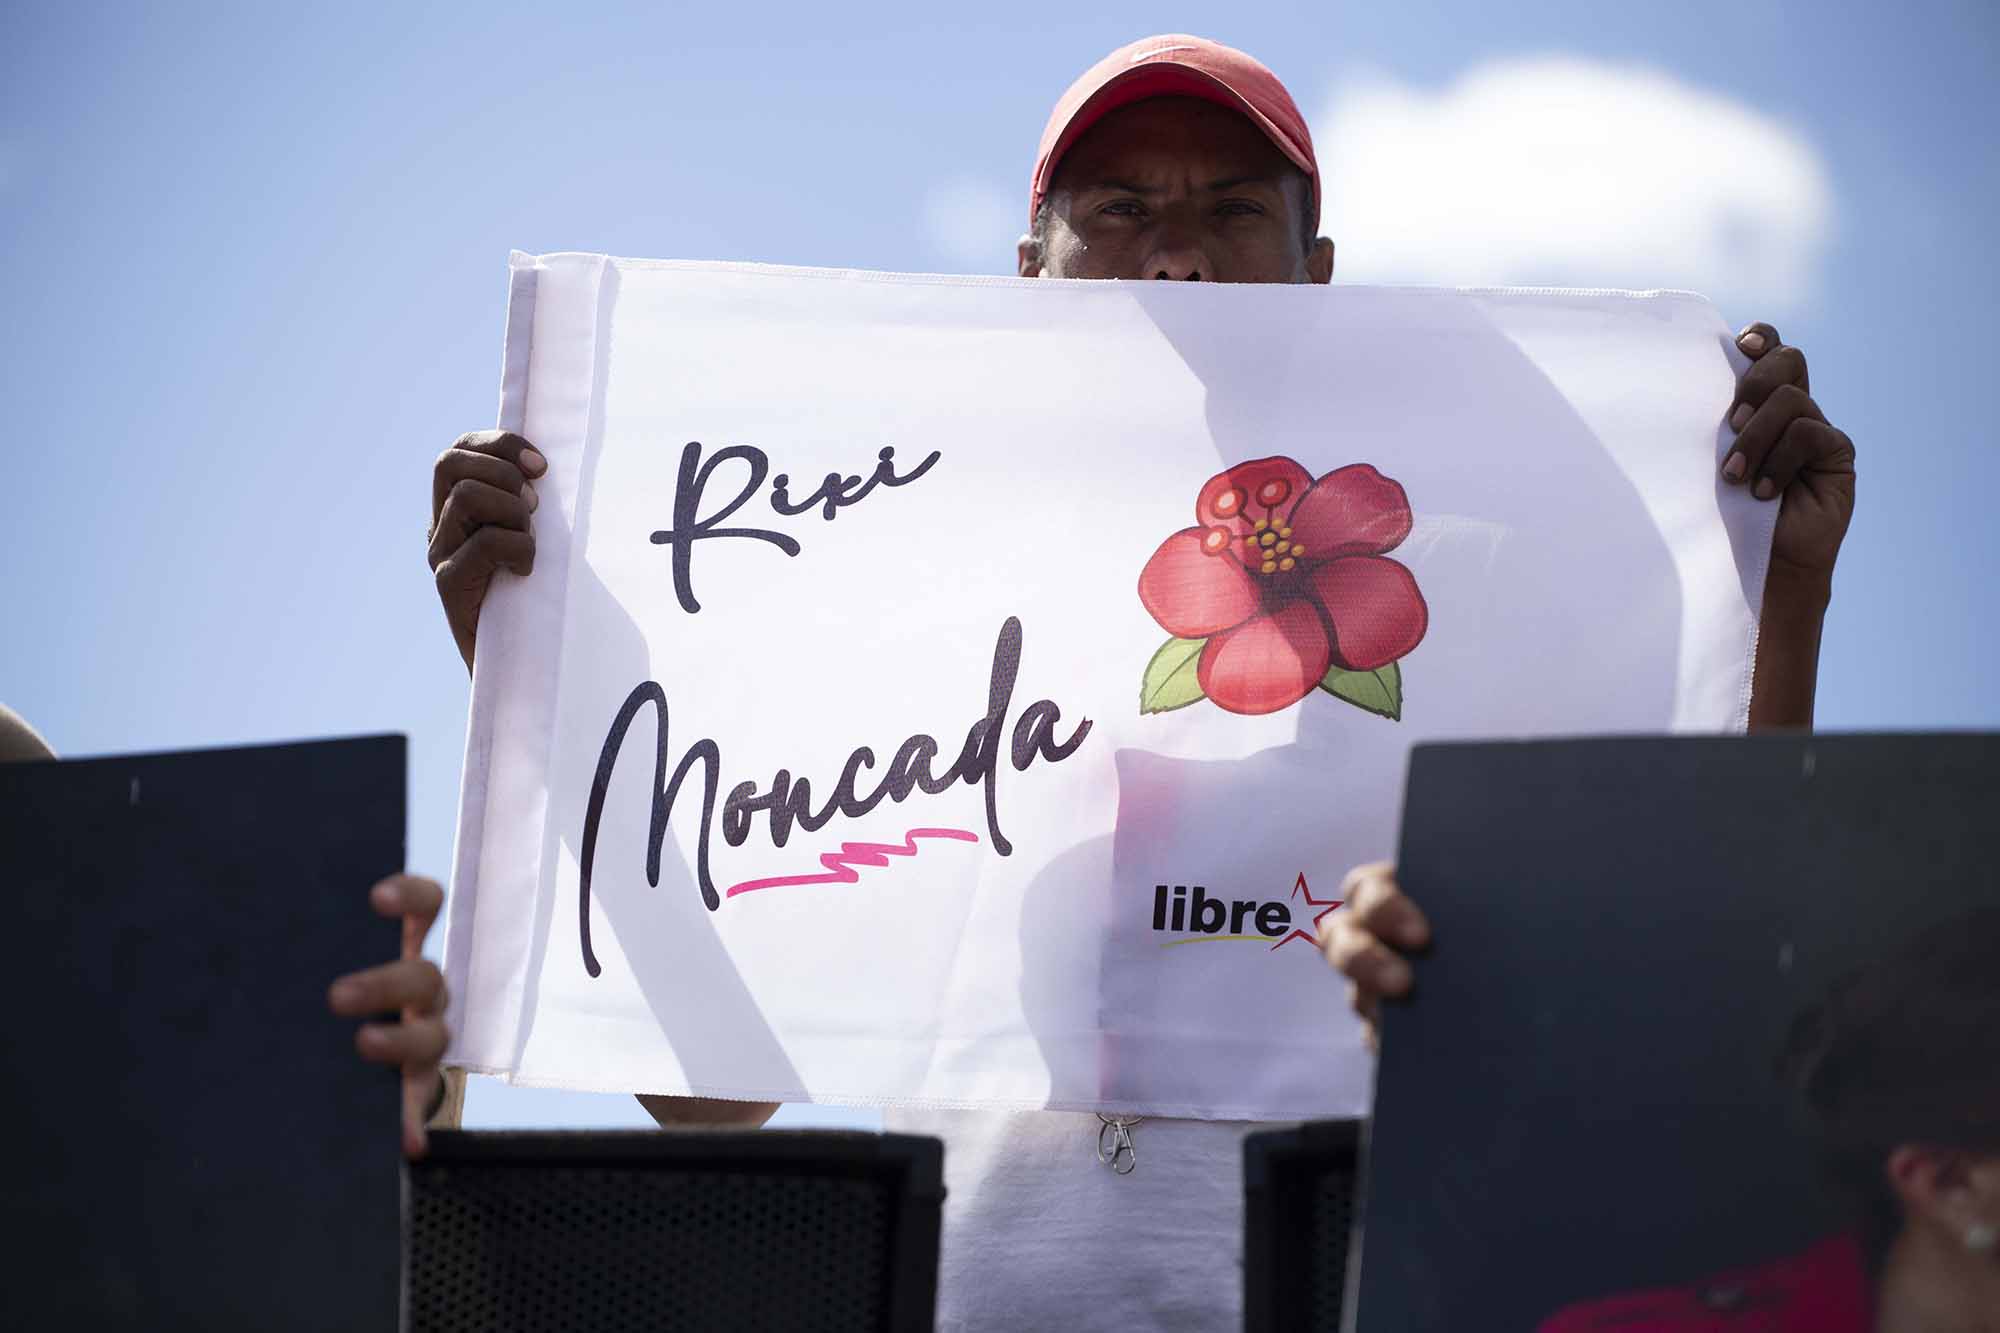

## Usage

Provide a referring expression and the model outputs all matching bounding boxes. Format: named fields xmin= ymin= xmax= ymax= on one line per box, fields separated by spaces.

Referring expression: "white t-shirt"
xmin=884 ymin=1107 xmax=1274 ymax=1331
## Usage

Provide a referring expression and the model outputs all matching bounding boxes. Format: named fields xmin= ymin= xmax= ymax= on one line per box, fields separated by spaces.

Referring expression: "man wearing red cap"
xmin=1019 ymin=36 xmax=1332 ymax=286
xmin=339 ymin=34 xmax=1855 ymax=1329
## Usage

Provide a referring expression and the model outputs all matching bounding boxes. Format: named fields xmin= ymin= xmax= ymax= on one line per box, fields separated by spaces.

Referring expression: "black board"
xmin=0 ymin=735 xmax=405 ymax=1329
xmin=1355 ymin=733 xmax=2000 ymax=1332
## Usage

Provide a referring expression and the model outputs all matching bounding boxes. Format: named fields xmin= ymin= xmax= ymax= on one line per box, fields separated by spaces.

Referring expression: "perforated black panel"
xmin=405 ymin=1132 xmax=940 ymax=1333
xmin=1242 ymin=1120 xmax=1361 ymax=1333
xmin=1307 ymin=1162 xmax=1357 ymax=1330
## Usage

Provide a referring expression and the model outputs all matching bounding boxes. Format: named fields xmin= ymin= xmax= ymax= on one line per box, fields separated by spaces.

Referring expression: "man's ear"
xmin=1018 ymin=234 xmax=1043 ymax=278
xmin=1887 ymin=1144 xmax=1987 ymax=1238
xmin=1307 ymin=237 xmax=1335 ymax=285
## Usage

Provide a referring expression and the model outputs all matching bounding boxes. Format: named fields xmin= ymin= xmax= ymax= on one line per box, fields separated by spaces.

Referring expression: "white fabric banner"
xmin=444 ymin=253 xmax=1774 ymax=1121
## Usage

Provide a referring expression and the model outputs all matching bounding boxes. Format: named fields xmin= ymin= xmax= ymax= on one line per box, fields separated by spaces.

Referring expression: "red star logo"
xmin=1272 ymin=872 xmax=1342 ymax=951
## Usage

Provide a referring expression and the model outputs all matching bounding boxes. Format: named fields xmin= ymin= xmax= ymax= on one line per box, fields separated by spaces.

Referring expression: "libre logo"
xmin=1136 ymin=456 xmax=1429 ymax=719
xmin=1152 ymin=873 xmax=1342 ymax=952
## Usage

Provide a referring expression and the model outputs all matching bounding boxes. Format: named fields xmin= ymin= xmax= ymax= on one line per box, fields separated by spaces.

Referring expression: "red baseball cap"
xmin=1030 ymin=34 xmax=1320 ymax=233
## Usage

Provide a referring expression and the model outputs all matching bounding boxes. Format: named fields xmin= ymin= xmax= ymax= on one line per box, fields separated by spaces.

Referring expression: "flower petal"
xmin=1286 ymin=464 xmax=1413 ymax=559
xmin=1196 ymin=598 xmax=1333 ymax=715
xmin=1307 ymin=556 xmax=1429 ymax=671
xmin=1138 ymin=528 xmax=1263 ymax=638
xmin=1196 ymin=457 xmax=1314 ymax=535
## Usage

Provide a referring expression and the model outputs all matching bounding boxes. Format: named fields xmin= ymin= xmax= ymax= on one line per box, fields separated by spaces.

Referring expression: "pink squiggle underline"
xmin=723 ymin=827 xmax=982 ymax=898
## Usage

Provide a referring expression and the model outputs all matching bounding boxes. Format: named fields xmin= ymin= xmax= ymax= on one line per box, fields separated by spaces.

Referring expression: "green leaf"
xmin=1319 ymin=659 xmax=1403 ymax=721
xmin=1139 ymin=636 xmax=1208 ymax=714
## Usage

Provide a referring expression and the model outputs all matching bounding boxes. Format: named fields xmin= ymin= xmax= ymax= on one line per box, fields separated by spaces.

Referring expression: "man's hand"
xmin=1722 ymin=324 xmax=1856 ymax=578
xmin=1725 ymin=324 xmax=1854 ymax=729
xmin=430 ymin=431 xmax=545 ymax=673
xmin=329 ymin=874 xmax=449 ymax=1159
xmin=1319 ymin=861 xmax=1430 ymax=1051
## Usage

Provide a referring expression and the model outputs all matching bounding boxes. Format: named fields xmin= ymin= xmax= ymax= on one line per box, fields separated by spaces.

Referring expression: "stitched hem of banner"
xmin=442 ymin=1062 xmax=1356 ymax=1122
xmin=1737 ymin=476 xmax=1775 ymax=734
xmin=441 ymin=252 xmax=547 ymax=1070
xmin=513 ymin=255 xmax=1720 ymax=306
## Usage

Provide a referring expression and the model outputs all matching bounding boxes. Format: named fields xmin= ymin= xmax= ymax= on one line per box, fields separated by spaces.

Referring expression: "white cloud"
xmin=920 ymin=177 xmax=1021 ymax=271
xmin=1312 ymin=58 xmax=1833 ymax=309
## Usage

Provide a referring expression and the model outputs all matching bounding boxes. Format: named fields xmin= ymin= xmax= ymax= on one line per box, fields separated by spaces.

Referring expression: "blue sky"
xmin=4 ymin=1 xmax=1994 ymax=1129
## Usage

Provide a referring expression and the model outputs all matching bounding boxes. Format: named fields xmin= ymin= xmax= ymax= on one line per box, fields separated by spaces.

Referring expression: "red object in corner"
xmin=1536 ymin=1232 xmax=1872 ymax=1332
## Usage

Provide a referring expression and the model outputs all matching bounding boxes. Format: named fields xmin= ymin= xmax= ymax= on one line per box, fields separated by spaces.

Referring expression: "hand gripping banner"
xmin=444 ymin=254 xmax=1774 ymax=1120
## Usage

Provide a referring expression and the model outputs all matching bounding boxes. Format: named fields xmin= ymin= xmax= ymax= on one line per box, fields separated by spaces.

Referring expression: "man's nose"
xmin=1144 ymin=223 xmax=1212 ymax=281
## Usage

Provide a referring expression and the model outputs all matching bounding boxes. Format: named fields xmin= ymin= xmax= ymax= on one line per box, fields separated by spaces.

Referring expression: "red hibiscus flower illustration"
xmin=1136 ymin=457 xmax=1429 ymax=717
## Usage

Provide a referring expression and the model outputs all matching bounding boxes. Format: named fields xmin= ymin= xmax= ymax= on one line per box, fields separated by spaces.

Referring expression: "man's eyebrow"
xmin=1076 ymin=174 xmax=1287 ymax=195
xmin=1203 ymin=173 xmax=1285 ymax=192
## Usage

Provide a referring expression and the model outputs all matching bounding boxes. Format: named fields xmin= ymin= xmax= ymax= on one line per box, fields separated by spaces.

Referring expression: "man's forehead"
xmin=1048 ymin=96 xmax=1296 ymax=191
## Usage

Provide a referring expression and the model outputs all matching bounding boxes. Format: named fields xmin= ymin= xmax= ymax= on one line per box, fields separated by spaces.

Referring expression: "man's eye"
xmin=1100 ymin=200 xmax=1145 ymax=218
xmin=1218 ymin=200 xmax=1265 ymax=217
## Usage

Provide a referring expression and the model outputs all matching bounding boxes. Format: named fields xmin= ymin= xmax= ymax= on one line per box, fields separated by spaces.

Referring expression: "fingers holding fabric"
xmin=1725 ymin=383 xmax=1827 ymax=500
xmin=1321 ymin=862 xmax=1430 ymax=1048
xmin=431 ymin=431 xmax=545 ymax=527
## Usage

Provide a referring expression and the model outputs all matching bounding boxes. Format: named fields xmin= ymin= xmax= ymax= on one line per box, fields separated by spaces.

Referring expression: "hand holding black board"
xmin=0 ymin=735 xmax=405 ymax=1330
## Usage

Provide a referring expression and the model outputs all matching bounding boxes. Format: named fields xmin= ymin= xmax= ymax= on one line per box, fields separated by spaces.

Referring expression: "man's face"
xmin=1021 ymin=96 xmax=1334 ymax=286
